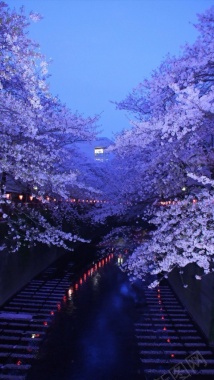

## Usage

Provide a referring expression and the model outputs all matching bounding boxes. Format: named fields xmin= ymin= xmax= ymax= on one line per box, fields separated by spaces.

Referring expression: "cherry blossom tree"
xmin=105 ymin=6 xmax=214 ymax=286
xmin=0 ymin=2 xmax=98 ymax=252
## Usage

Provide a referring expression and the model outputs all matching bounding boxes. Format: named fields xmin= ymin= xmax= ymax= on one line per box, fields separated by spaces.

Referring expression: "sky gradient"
xmin=6 ymin=0 xmax=214 ymax=139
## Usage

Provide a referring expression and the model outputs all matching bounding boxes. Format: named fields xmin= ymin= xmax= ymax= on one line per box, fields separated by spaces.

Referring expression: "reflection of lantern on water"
xmin=118 ymin=255 xmax=124 ymax=265
xmin=88 ymin=269 xmax=91 ymax=276
xmin=94 ymin=264 xmax=97 ymax=270
xmin=84 ymin=273 xmax=87 ymax=281
xmin=102 ymin=259 xmax=105 ymax=266
xmin=75 ymin=283 xmax=78 ymax=290
xmin=80 ymin=278 xmax=83 ymax=285
xmin=98 ymin=261 xmax=101 ymax=268
xmin=68 ymin=287 xmax=73 ymax=298
xmin=57 ymin=303 xmax=61 ymax=311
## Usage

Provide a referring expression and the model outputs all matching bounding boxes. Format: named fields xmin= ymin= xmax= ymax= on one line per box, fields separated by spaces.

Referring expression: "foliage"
xmin=0 ymin=2 xmax=98 ymax=252
xmin=107 ymin=6 xmax=214 ymax=286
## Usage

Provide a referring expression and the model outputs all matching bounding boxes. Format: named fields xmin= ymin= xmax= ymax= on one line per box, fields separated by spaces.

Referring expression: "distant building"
xmin=74 ymin=137 xmax=113 ymax=163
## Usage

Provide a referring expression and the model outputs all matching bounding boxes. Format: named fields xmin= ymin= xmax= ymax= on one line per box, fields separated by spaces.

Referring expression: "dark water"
xmin=27 ymin=258 xmax=142 ymax=380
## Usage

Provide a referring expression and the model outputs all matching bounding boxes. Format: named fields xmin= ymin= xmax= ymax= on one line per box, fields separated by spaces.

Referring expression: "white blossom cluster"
xmin=100 ymin=6 xmax=214 ymax=287
xmin=0 ymin=3 xmax=98 ymax=253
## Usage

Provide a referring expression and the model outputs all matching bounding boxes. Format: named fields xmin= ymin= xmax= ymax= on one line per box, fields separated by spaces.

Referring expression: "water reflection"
xmin=27 ymin=252 xmax=140 ymax=380
xmin=92 ymin=272 xmax=101 ymax=288
xmin=64 ymin=253 xmax=114 ymax=301
xmin=117 ymin=254 xmax=124 ymax=265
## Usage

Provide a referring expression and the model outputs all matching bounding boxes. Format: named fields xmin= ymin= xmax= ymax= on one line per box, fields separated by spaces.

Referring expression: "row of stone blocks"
xmin=135 ymin=282 xmax=214 ymax=380
xmin=0 ymin=264 xmax=73 ymax=379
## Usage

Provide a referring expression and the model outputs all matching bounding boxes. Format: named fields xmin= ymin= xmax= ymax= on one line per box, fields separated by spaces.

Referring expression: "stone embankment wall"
xmin=168 ymin=263 xmax=214 ymax=344
xmin=0 ymin=245 xmax=63 ymax=306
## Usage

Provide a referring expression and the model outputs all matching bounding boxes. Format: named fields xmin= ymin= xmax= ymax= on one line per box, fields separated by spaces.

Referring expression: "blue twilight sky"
xmin=5 ymin=0 xmax=214 ymax=139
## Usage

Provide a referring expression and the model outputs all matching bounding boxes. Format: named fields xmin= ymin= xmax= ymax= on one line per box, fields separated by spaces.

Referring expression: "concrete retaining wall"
xmin=0 ymin=245 xmax=63 ymax=306
xmin=168 ymin=263 xmax=214 ymax=344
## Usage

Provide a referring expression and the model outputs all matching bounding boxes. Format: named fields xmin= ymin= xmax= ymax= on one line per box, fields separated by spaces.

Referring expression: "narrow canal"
xmin=26 ymin=255 xmax=143 ymax=380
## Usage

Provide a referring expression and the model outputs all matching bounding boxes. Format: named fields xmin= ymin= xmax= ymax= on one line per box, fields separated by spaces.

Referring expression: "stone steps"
xmin=0 ymin=261 xmax=75 ymax=379
xmin=135 ymin=281 xmax=214 ymax=379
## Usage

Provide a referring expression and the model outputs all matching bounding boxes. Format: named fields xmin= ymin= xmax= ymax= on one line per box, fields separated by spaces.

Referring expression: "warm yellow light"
xmin=18 ymin=194 xmax=23 ymax=200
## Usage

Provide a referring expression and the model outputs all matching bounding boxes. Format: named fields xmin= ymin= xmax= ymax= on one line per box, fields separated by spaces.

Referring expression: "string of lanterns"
xmin=3 ymin=192 xmax=110 ymax=205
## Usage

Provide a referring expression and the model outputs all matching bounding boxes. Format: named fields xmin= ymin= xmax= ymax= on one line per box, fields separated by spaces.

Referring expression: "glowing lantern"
xmin=18 ymin=194 xmax=23 ymax=200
